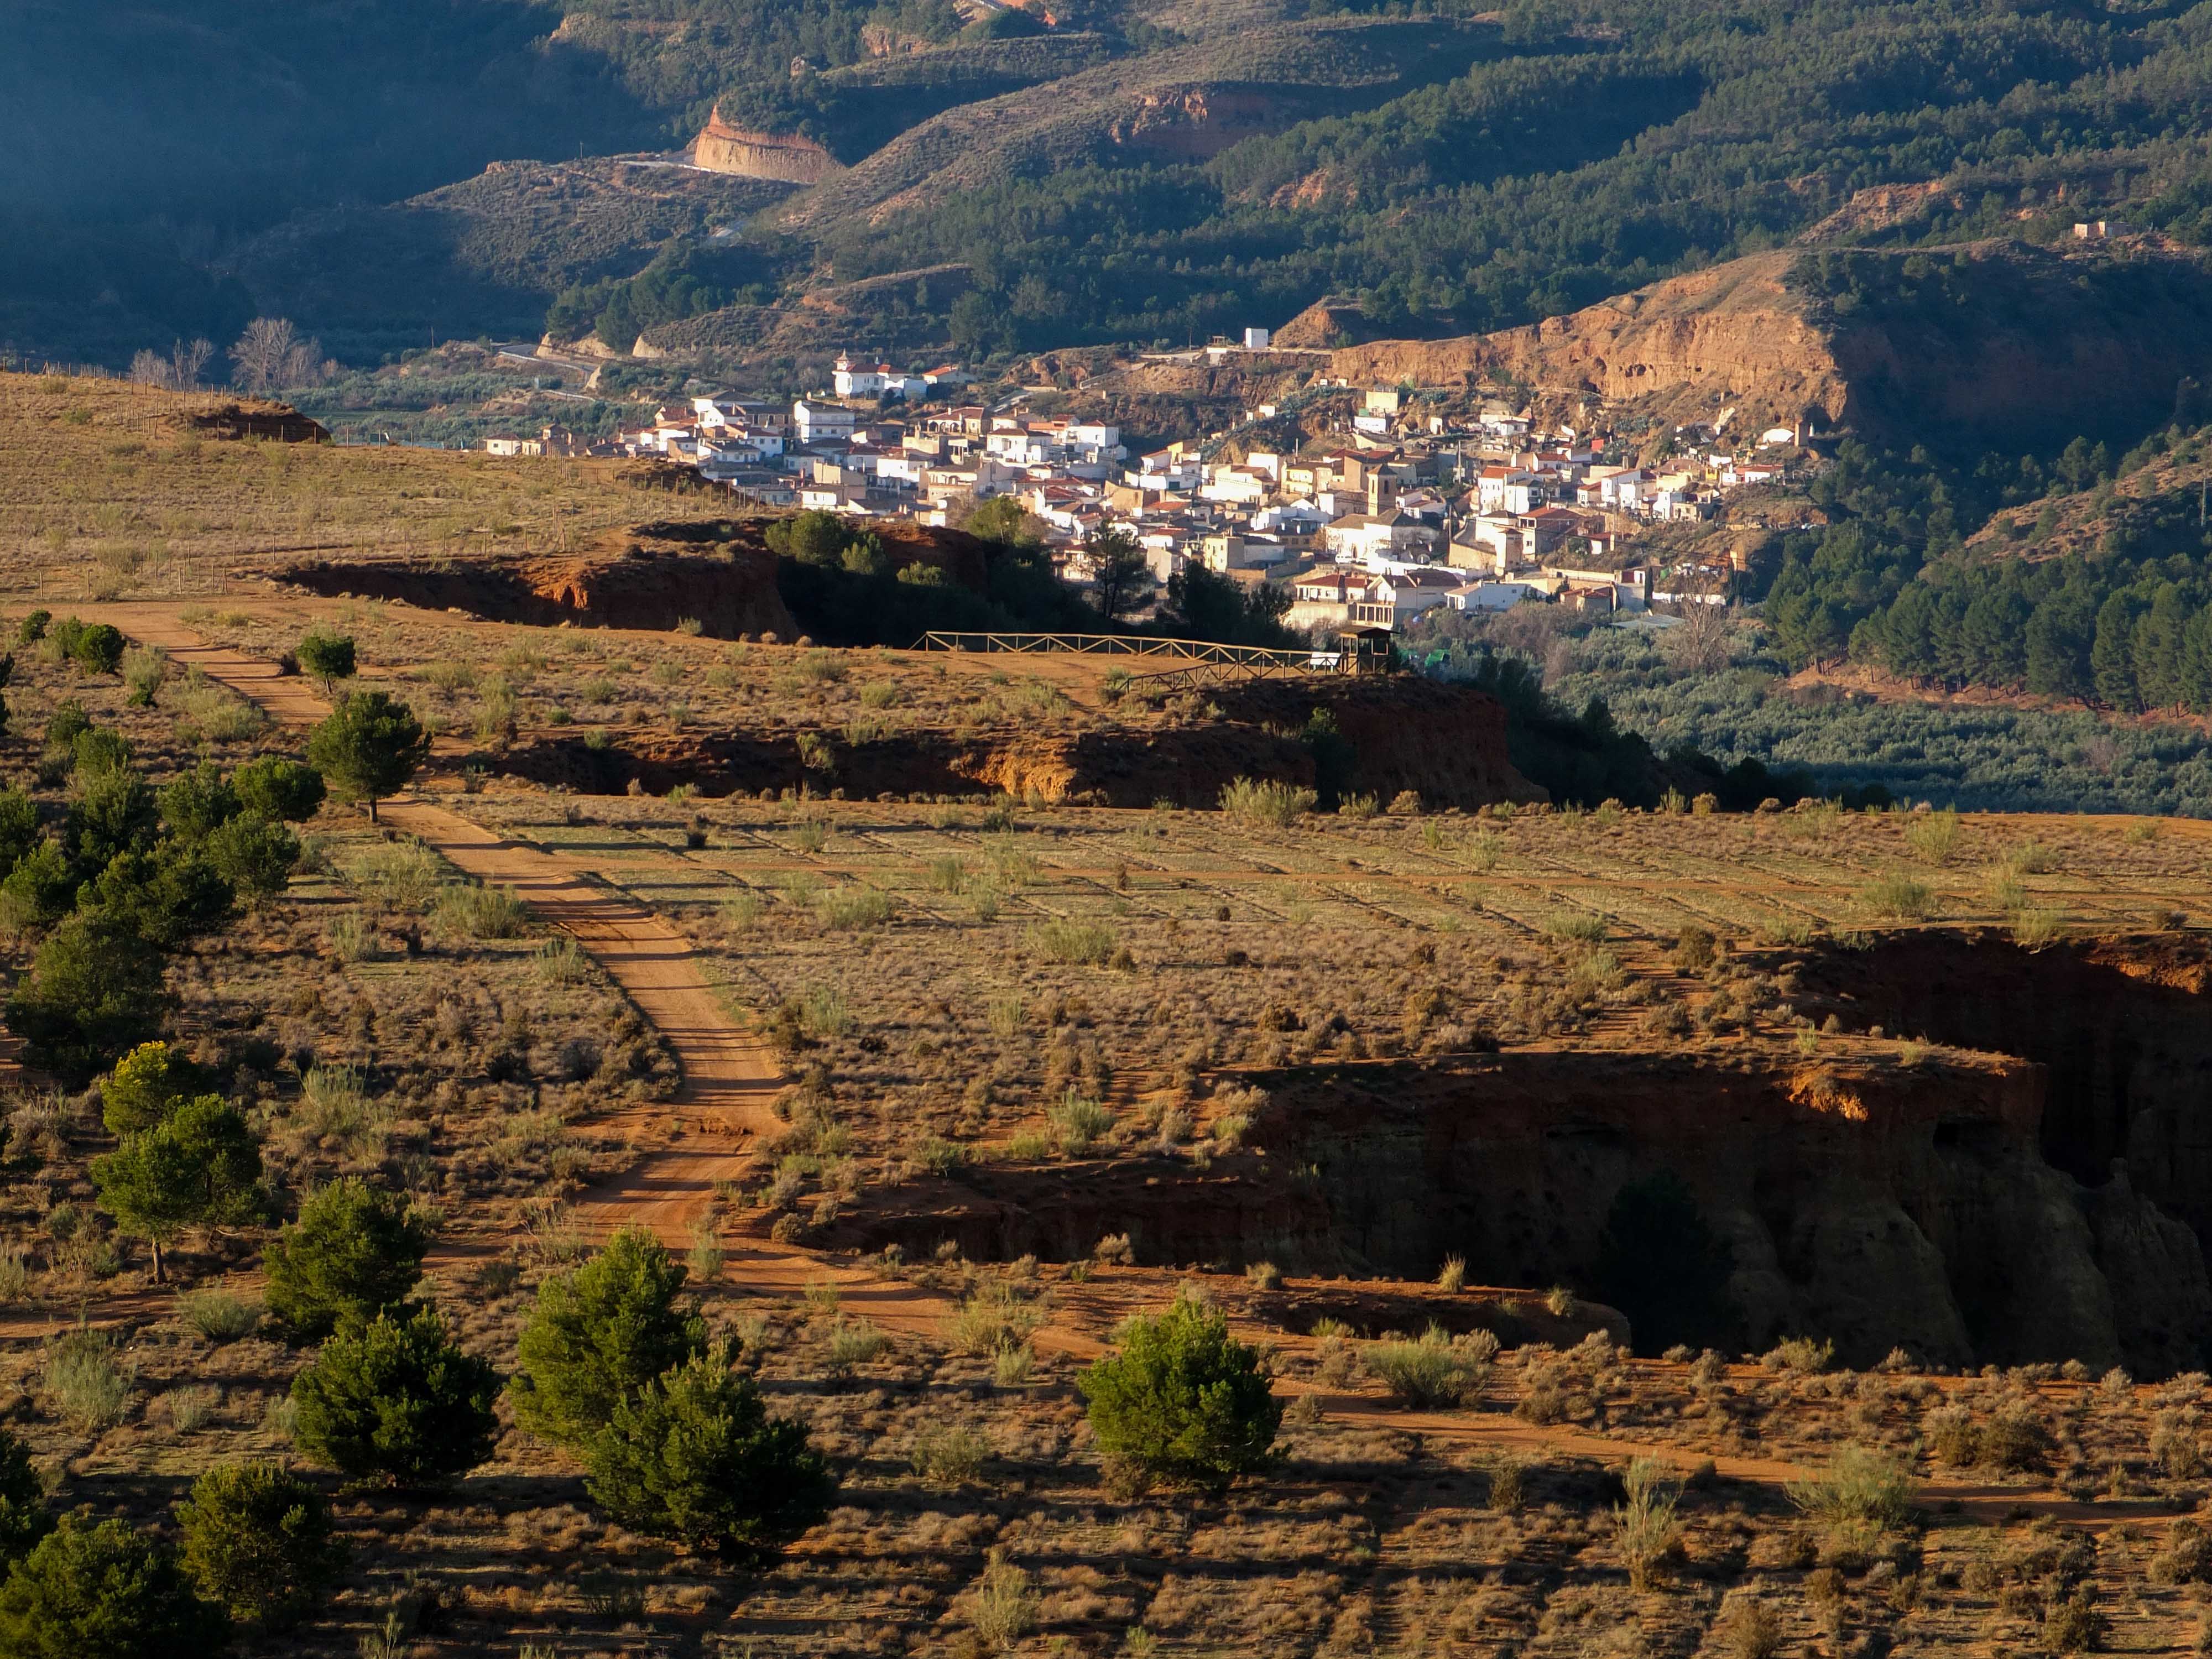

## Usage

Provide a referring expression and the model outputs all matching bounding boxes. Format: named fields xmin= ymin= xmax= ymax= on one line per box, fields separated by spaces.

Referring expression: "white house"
xmin=1448 ymin=579 xmax=1542 ymax=613
xmin=792 ymin=399 xmax=857 ymax=443
xmin=1323 ymin=510 xmax=1439 ymax=562
xmin=831 ymin=354 xmax=891 ymax=397
xmin=1253 ymin=500 xmax=1327 ymax=536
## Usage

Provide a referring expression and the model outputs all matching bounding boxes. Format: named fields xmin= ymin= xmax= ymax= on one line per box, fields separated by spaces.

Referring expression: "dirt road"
xmin=91 ymin=604 xmax=969 ymax=1329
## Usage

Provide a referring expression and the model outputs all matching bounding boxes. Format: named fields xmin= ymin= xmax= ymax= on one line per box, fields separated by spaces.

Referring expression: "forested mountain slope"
xmin=19 ymin=0 xmax=2212 ymax=390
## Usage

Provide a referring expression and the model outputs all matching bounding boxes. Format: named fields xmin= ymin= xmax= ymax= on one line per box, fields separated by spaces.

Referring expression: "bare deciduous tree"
xmin=1661 ymin=565 xmax=1738 ymax=674
xmin=230 ymin=317 xmax=300 ymax=393
xmin=170 ymin=337 xmax=213 ymax=389
xmin=128 ymin=350 xmax=173 ymax=388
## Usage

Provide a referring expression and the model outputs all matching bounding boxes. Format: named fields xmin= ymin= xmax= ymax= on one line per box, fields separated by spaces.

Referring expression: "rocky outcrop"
xmin=1329 ymin=251 xmax=1846 ymax=432
xmin=691 ymin=107 xmax=841 ymax=184
xmin=1243 ymin=1047 xmax=2211 ymax=1374
xmin=275 ymin=530 xmax=794 ymax=640
xmin=1106 ymin=86 xmax=1286 ymax=159
xmin=486 ymin=676 xmax=1534 ymax=811
xmin=1328 ymin=241 xmax=2212 ymax=451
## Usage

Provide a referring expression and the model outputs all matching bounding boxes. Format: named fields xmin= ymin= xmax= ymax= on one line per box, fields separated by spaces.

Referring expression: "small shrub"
xmin=993 ymin=1342 xmax=1035 ymax=1386
xmin=970 ymin=1552 xmax=1039 ymax=1650
xmin=433 ymin=883 xmax=530 ymax=939
xmin=1437 ymin=1255 xmax=1467 ymax=1293
xmin=166 ymin=1386 xmax=220 ymax=1433
xmin=1979 ymin=1402 xmax=2057 ymax=1472
xmin=176 ymin=1288 xmax=262 ymax=1344
xmin=45 ymin=1325 xmax=135 ymax=1431
xmin=340 ymin=842 xmax=442 ymax=909
xmin=1485 ymin=1456 xmax=1528 ymax=1512
xmin=1543 ymin=911 xmax=1609 ymax=945
xmin=1905 ymin=807 xmax=1960 ymax=865
xmin=816 ymin=886 xmax=895 ymax=930
xmin=72 ymin=623 xmax=126 ymax=675
xmin=2044 ymin=1587 xmax=2106 ymax=1653
xmin=1715 ymin=1596 xmax=1784 ymax=1659
xmin=1788 ymin=1442 xmax=1915 ymax=1536
xmin=1080 ymin=1294 xmax=1280 ymax=1492
xmin=1218 ymin=776 xmax=1316 ymax=828
xmin=534 ymin=936 xmax=589 ymax=984
xmin=1761 ymin=1334 xmax=1835 ymax=1373
xmin=177 ymin=1460 xmax=347 ymax=1628
xmin=1031 ymin=919 xmax=1117 ymax=965
xmin=1047 ymin=1094 xmax=1113 ymax=1155
xmin=1336 ymin=792 xmax=1379 ymax=820
xmin=947 ymin=1284 xmax=1044 ymax=1355
xmin=1860 ymin=870 xmax=1936 ymax=920
xmin=1364 ymin=1324 xmax=1497 ymax=1408
xmin=801 ymin=984 xmax=852 ymax=1038
xmin=121 ymin=645 xmax=169 ymax=707
xmin=912 ymin=1423 xmax=988 ymax=1486
xmin=826 ymin=1317 xmax=888 ymax=1368
xmin=1615 ymin=1457 xmax=1683 ymax=1590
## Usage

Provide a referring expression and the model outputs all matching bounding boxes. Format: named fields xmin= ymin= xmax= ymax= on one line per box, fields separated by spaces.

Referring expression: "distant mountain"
xmin=14 ymin=0 xmax=2212 ymax=420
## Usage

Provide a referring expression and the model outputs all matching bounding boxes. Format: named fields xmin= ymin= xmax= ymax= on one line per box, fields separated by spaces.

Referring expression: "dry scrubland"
xmin=0 ymin=372 xmax=737 ymax=597
xmin=4 ymin=371 xmax=2212 ymax=1655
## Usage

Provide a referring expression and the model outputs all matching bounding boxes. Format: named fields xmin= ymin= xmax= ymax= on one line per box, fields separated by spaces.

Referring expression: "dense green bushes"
xmin=0 ymin=738 xmax=312 ymax=1080
xmin=511 ymin=1227 xmax=706 ymax=1447
xmin=1078 ymin=1295 xmax=1279 ymax=1493
xmin=175 ymin=1463 xmax=346 ymax=1630
xmin=264 ymin=1178 xmax=432 ymax=1342
xmin=586 ymin=1344 xmax=835 ymax=1558
xmin=291 ymin=1306 xmax=500 ymax=1488
xmin=0 ymin=1514 xmax=226 ymax=1657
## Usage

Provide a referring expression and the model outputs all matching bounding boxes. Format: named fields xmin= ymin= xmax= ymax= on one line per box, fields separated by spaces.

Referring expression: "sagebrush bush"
xmin=433 ymin=882 xmax=530 ymax=939
xmin=1218 ymin=776 xmax=1316 ymax=828
xmin=1859 ymin=870 xmax=1936 ymax=920
xmin=1788 ymin=1442 xmax=1915 ymax=1536
xmin=946 ymin=1284 xmax=1043 ymax=1357
xmin=45 ymin=1326 xmax=134 ymax=1431
xmin=1615 ymin=1457 xmax=1682 ymax=1591
xmin=911 ymin=1423 xmax=989 ymax=1486
xmin=176 ymin=1288 xmax=262 ymax=1344
xmin=1030 ymin=919 xmax=1117 ymax=965
xmin=1046 ymin=1094 xmax=1113 ymax=1155
xmin=1363 ymin=1324 xmax=1496 ymax=1408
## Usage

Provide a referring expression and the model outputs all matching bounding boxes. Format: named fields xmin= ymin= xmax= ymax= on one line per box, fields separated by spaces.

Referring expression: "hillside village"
xmin=483 ymin=351 xmax=1818 ymax=636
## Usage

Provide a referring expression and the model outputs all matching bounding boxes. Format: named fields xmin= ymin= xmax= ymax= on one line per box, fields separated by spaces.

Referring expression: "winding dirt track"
xmin=79 ymin=604 xmax=2183 ymax=1525
xmin=91 ymin=606 xmax=971 ymax=1332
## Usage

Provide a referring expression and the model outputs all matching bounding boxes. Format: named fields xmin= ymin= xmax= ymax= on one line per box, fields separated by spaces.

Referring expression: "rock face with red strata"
xmin=691 ymin=106 xmax=841 ymax=184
